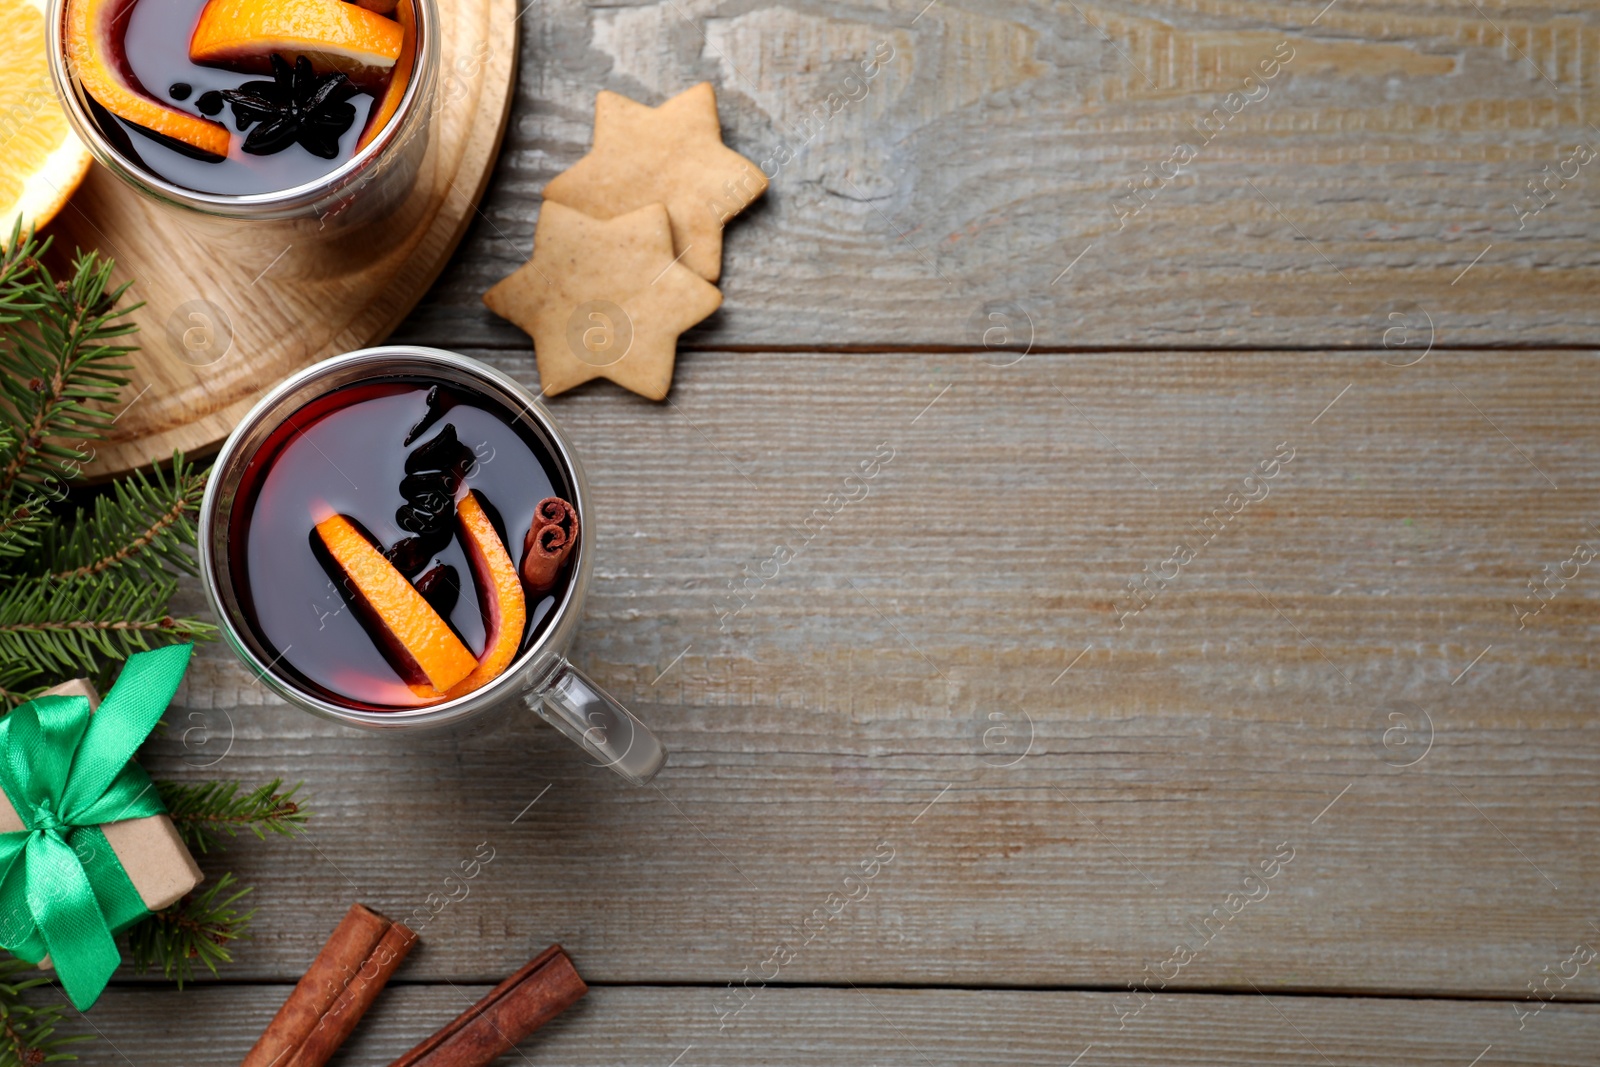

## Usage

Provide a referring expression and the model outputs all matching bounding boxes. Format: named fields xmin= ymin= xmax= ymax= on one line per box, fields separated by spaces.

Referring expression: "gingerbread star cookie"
xmin=543 ymin=82 xmax=767 ymax=283
xmin=483 ymin=201 xmax=722 ymax=401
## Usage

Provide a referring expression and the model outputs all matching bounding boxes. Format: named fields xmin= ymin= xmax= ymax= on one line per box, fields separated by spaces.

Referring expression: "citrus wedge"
xmin=354 ymin=0 xmax=413 ymax=151
xmin=65 ymin=0 xmax=230 ymax=158
xmin=436 ymin=491 xmax=526 ymax=699
xmin=190 ymin=0 xmax=402 ymax=86
xmin=314 ymin=513 xmax=477 ymax=693
xmin=0 ymin=0 xmax=93 ymax=237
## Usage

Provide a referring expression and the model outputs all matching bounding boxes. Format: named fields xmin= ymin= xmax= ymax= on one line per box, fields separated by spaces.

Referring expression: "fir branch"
xmin=0 ymin=500 xmax=47 ymax=562
xmin=0 ymin=233 xmax=211 ymax=696
xmin=123 ymin=873 xmax=254 ymax=988
xmin=156 ymin=779 xmax=309 ymax=855
xmin=0 ymin=575 xmax=212 ymax=701
xmin=0 ymin=237 xmax=135 ymax=507
xmin=45 ymin=458 xmax=207 ymax=582
xmin=0 ymin=956 xmax=93 ymax=1065
xmin=0 ymin=221 xmax=49 ymax=327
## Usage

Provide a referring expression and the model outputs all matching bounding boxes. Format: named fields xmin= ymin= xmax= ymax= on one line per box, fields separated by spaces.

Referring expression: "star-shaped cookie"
xmin=543 ymin=82 xmax=767 ymax=283
xmin=483 ymin=201 xmax=722 ymax=401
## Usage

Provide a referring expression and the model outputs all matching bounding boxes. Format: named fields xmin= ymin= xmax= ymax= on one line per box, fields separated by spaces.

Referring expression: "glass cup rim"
xmin=45 ymin=0 xmax=440 ymax=215
xmin=198 ymin=346 xmax=589 ymax=729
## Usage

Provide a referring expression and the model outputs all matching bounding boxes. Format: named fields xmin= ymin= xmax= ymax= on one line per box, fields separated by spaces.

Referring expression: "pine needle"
xmin=123 ymin=873 xmax=254 ymax=988
xmin=45 ymin=458 xmax=207 ymax=582
xmin=0 ymin=573 xmax=212 ymax=684
xmin=0 ymin=227 xmax=134 ymax=507
xmin=157 ymin=779 xmax=309 ymax=855
xmin=0 ymin=227 xmax=212 ymax=706
xmin=0 ymin=957 xmax=94 ymax=1065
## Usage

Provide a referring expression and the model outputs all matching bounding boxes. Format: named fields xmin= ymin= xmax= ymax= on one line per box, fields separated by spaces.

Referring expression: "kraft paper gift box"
xmin=0 ymin=678 xmax=204 ymax=968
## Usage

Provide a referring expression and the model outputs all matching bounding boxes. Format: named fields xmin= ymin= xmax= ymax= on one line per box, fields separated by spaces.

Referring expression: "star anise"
xmin=220 ymin=54 xmax=358 ymax=159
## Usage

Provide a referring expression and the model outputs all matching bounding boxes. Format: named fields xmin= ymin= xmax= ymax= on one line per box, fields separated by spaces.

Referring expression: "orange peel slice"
xmin=355 ymin=0 xmax=414 ymax=151
xmin=189 ymin=0 xmax=402 ymax=85
xmin=66 ymin=0 xmax=230 ymax=158
xmin=314 ymin=514 xmax=476 ymax=693
xmin=435 ymin=491 xmax=527 ymax=699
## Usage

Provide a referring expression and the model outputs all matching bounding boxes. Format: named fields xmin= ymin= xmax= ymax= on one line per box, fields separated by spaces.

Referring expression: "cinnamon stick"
xmin=243 ymin=903 xmax=391 ymax=1067
xmin=520 ymin=497 xmax=578 ymax=594
xmin=387 ymin=945 xmax=587 ymax=1067
xmin=283 ymin=919 xmax=418 ymax=1067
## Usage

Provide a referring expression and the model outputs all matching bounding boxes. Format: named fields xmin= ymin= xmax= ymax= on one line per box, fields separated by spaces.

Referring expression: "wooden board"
xmin=106 ymin=351 xmax=1598 ymax=1006
xmin=393 ymin=0 xmax=1600 ymax=353
xmin=56 ymin=0 xmax=518 ymax=478
xmin=69 ymin=986 xmax=1600 ymax=1065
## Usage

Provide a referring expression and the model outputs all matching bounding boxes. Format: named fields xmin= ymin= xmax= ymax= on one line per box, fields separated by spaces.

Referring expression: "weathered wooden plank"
xmin=391 ymin=0 xmax=1600 ymax=351
xmin=66 ymin=985 xmax=1600 ymax=1066
xmin=133 ymin=349 xmax=1598 ymax=1001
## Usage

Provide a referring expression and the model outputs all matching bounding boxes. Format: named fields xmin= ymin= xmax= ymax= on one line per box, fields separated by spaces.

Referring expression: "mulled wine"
xmin=60 ymin=0 xmax=419 ymax=195
xmin=229 ymin=380 xmax=579 ymax=709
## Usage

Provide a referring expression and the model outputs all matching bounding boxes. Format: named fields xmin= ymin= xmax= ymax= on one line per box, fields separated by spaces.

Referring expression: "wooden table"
xmin=79 ymin=0 xmax=1600 ymax=1062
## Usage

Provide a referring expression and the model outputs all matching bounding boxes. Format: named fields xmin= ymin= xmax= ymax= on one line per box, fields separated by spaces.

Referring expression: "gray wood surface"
xmin=70 ymin=986 xmax=1600 ymax=1066
xmin=57 ymin=349 xmax=1599 ymax=1061
xmin=395 ymin=0 xmax=1600 ymax=350
xmin=42 ymin=0 xmax=1600 ymax=1060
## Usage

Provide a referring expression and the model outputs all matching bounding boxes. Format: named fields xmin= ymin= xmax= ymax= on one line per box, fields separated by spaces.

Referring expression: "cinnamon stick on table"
xmin=284 ymin=920 xmax=418 ymax=1067
xmin=388 ymin=945 xmax=587 ymax=1067
xmin=242 ymin=903 xmax=417 ymax=1067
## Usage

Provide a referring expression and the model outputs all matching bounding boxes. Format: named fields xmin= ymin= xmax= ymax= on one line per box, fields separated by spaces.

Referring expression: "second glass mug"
xmin=197 ymin=347 xmax=668 ymax=785
xmin=45 ymin=0 xmax=440 ymax=228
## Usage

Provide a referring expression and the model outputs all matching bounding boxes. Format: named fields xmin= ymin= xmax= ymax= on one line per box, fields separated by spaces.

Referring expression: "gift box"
xmin=0 ymin=645 xmax=204 ymax=1009
xmin=0 ymin=678 xmax=203 ymax=913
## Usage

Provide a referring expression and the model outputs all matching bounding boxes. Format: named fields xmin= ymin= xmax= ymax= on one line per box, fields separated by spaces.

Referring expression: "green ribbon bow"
xmin=0 ymin=644 xmax=192 ymax=1011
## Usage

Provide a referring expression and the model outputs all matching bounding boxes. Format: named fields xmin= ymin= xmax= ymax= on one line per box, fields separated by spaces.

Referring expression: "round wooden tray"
xmin=58 ymin=0 xmax=518 ymax=479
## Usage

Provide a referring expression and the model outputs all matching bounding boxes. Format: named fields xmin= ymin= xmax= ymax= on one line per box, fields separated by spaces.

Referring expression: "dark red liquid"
xmin=230 ymin=380 xmax=570 ymax=709
xmin=81 ymin=0 xmax=389 ymax=194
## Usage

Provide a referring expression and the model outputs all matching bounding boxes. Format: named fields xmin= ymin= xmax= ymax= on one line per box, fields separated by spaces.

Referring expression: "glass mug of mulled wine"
xmin=46 ymin=0 xmax=437 ymax=228
xmin=198 ymin=347 xmax=668 ymax=785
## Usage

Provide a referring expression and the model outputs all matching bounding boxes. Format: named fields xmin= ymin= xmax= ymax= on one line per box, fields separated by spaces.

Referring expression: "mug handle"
xmin=526 ymin=658 xmax=667 ymax=785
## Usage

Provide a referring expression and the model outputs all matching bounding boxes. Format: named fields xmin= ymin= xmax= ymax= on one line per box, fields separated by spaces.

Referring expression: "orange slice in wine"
xmin=189 ymin=0 xmax=403 ymax=86
xmin=314 ymin=514 xmax=477 ymax=693
xmin=355 ymin=0 xmax=414 ymax=151
xmin=436 ymin=491 xmax=527 ymax=699
xmin=65 ymin=0 xmax=230 ymax=158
